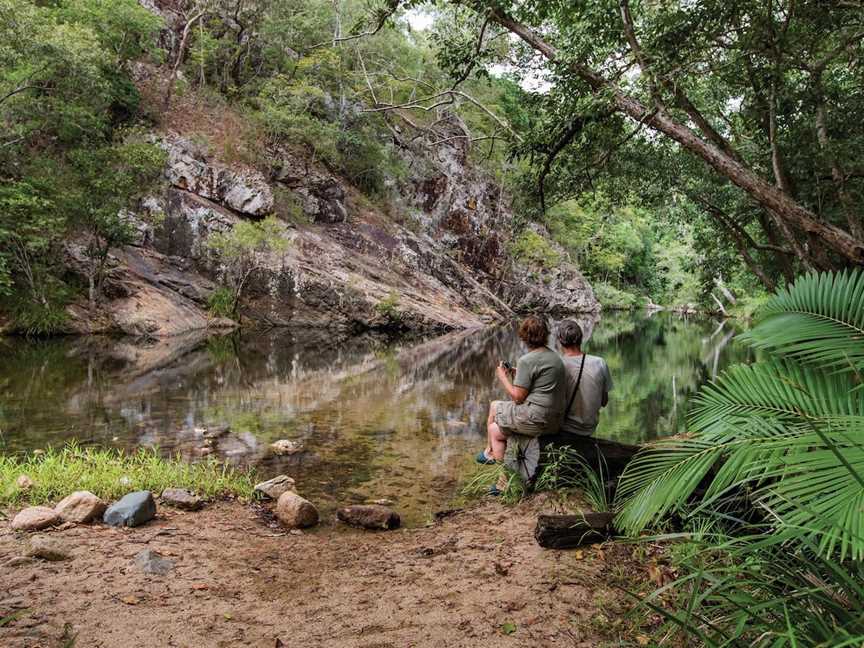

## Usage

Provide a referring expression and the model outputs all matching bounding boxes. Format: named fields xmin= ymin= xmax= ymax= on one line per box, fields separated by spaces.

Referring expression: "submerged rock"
xmin=134 ymin=549 xmax=175 ymax=575
xmin=24 ymin=535 xmax=70 ymax=561
xmin=270 ymin=439 xmax=303 ymax=456
xmin=254 ymin=475 xmax=296 ymax=500
xmin=160 ymin=488 xmax=204 ymax=511
xmin=55 ymin=491 xmax=106 ymax=523
xmin=103 ymin=491 xmax=157 ymax=528
xmin=275 ymin=492 xmax=319 ymax=529
xmin=336 ymin=505 xmax=401 ymax=530
xmin=11 ymin=507 xmax=61 ymax=532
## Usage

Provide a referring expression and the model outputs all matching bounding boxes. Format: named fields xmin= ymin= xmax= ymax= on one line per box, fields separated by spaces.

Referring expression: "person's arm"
xmin=496 ymin=363 xmax=529 ymax=403
xmin=601 ymin=360 xmax=612 ymax=408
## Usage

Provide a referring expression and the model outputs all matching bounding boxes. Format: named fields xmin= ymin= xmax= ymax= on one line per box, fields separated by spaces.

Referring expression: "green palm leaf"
xmin=739 ymin=269 xmax=864 ymax=376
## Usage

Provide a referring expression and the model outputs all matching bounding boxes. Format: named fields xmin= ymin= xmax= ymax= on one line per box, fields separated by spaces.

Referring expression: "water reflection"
xmin=0 ymin=312 xmax=751 ymax=524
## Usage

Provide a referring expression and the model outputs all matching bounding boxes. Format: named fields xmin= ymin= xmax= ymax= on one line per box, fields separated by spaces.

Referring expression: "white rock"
xmin=11 ymin=507 xmax=61 ymax=531
xmin=55 ymin=491 xmax=106 ymax=524
xmin=16 ymin=475 xmax=34 ymax=490
xmin=275 ymin=492 xmax=319 ymax=529
xmin=254 ymin=475 xmax=296 ymax=500
xmin=270 ymin=439 xmax=303 ymax=455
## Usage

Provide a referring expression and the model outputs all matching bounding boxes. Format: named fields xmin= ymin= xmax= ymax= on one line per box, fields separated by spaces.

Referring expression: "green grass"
xmin=207 ymin=286 xmax=236 ymax=319
xmin=460 ymin=463 xmax=527 ymax=505
xmin=0 ymin=443 xmax=256 ymax=508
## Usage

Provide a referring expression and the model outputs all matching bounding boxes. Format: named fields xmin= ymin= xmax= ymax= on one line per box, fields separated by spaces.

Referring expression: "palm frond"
xmin=739 ymin=269 xmax=864 ymax=376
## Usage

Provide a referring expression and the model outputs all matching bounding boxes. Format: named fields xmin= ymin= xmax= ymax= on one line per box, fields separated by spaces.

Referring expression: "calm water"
xmin=0 ymin=312 xmax=751 ymax=525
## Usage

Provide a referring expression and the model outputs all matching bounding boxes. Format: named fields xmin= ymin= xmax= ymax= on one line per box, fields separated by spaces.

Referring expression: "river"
xmin=0 ymin=312 xmax=751 ymax=525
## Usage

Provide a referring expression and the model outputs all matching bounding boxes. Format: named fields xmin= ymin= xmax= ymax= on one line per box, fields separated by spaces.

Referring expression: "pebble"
xmin=10 ymin=507 xmax=61 ymax=532
xmin=24 ymin=535 xmax=70 ymax=561
xmin=103 ymin=491 xmax=156 ymax=528
xmin=134 ymin=549 xmax=175 ymax=575
xmin=160 ymin=488 xmax=204 ymax=511
xmin=16 ymin=474 xmax=35 ymax=490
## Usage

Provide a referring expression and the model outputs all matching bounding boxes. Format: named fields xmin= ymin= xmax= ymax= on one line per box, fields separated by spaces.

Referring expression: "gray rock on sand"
xmin=24 ymin=535 xmax=70 ymax=561
xmin=103 ymin=491 xmax=156 ymax=527
xmin=10 ymin=506 xmax=61 ymax=531
xmin=134 ymin=549 xmax=175 ymax=575
xmin=336 ymin=505 xmax=401 ymax=530
xmin=160 ymin=488 xmax=204 ymax=511
xmin=275 ymin=491 xmax=319 ymax=529
xmin=55 ymin=491 xmax=107 ymax=523
xmin=254 ymin=475 xmax=296 ymax=500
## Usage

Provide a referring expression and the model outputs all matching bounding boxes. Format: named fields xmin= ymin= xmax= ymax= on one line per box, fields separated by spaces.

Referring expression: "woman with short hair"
xmin=477 ymin=315 xmax=566 ymax=468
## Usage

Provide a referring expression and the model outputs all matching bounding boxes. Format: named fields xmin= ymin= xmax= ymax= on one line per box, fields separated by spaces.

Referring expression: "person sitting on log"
xmin=476 ymin=315 xmax=566 ymax=471
xmin=556 ymin=319 xmax=613 ymax=436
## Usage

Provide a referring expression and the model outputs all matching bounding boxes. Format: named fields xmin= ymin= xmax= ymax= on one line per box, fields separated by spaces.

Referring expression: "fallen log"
xmin=540 ymin=433 xmax=641 ymax=477
xmin=534 ymin=512 xmax=615 ymax=549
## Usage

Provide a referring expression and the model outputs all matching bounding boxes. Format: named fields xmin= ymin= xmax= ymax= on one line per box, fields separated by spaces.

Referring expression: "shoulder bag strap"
xmin=564 ymin=354 xmax=587 ymax=416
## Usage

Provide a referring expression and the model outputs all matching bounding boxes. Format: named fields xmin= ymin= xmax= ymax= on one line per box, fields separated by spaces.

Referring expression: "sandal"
xmin=488 ymin=485 xmax=502 ymax=496
xmin=475 ymin=451 xmax=496 ymax=465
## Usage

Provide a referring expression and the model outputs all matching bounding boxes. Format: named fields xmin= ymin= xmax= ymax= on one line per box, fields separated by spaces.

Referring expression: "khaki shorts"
xmin=493 ymin=400 xmax=558 ymax=437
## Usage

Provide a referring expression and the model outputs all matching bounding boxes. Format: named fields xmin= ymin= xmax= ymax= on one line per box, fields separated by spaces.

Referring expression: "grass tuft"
xmin=0 ymin=443 xmax=256 ymax=508
xmin=460 ymin=463 xmax=527 ymax=505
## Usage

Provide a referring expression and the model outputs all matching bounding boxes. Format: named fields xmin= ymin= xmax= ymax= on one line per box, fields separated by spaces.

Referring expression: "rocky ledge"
xmin=56 ymin=117 xmax=598 ymax=337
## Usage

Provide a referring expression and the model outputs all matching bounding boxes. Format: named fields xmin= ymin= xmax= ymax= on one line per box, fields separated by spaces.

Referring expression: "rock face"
xmin=55 ymin=491 xmax=106 ymax=524
xmin=11 ymin=507 xmax=61 ymax=532
xmin=55 ymin=116 xmax=597 ymax=336
xmin=336 ymin=505 xmax=401 ymax=530
xmin=254 ymin=475 xmax=296 ymax=500
xmin=274 ymin=491 xmax=319 ymax=529
xmin=103 ymin=491 xmax=157 ymax=528
xmin=24 ymin=535 xmax=70 ymax=561
xmin=134 ymin=549 xmax=175 ymax=575
xmin=160 ymin=488 xmax=204 ymax=511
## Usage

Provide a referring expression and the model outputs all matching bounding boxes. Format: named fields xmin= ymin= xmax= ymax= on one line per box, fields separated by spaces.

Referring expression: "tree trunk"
xmin=484 ymin=7 xmax=864 ymax=266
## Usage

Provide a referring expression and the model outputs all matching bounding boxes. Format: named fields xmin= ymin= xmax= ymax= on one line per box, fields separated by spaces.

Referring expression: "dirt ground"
xmin=0 ymin=497 xmax=660 ymax=648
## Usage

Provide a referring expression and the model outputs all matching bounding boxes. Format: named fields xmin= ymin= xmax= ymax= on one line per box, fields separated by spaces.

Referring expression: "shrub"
xmin=207 ymin=286 xmax=235 ymax=319
xmin=592 ymin=281 xmax=640 ymax=310
xmin=510 ymin=230 xmax=561 ymax=269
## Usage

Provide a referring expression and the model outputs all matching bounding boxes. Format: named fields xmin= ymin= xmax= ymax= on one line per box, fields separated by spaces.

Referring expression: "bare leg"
xmin=488 ymin=422 xmax=508 ymax=462
xmin=484 ymin=401 xmax=499 ymax=457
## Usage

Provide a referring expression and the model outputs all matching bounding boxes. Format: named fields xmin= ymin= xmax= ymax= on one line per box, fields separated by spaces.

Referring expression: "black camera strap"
xmin=564 ymin=354 xmax=587 ymax=416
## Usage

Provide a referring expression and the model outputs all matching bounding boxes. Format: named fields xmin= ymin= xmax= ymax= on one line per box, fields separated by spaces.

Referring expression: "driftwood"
xmin=534 ymin=512 xmax=615 ymax=549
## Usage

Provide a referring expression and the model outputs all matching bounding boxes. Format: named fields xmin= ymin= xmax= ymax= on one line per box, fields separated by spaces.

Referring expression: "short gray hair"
xmin=556 ymin=320 xmax=583 ymax=348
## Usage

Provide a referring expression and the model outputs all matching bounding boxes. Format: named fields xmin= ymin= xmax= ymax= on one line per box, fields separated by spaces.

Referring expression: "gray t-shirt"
xmin=513 ymin=347 xmax=566 ymax=412
xmin=560 ymin=354 xmax=613 ymax=435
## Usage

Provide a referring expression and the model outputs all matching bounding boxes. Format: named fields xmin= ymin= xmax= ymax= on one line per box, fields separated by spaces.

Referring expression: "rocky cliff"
xmin=55 ymin=3 xmax=597 ymax=337
xmin=62 ymin=115 xmax=597 ymax=337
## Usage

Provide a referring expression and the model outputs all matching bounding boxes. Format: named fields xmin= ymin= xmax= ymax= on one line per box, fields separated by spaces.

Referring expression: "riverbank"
xmin=1 ymin=498 xmax=661 ymax=647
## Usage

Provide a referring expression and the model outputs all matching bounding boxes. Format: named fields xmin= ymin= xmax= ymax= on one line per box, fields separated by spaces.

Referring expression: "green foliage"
xmin=460 ymin=463 xmax=526 ymax=505
xmin=374 ymin=290 xmax=401 ymax=318
xmin=207 ymin=286 xmax=235 ymax=319
xmin=9 ymin=300 xmax=70 ymax=337
xmin=0 ymin=443 xmax=256 ymax=507
xmin=207 ymin=216 xmax=289 ymax=317
xmin=591 ymin=282 xmax=641 ymax=310
xmin=535 ymin=446 xmax=611 ymax=512
xmin=509 ymin=229 xmax=561 ymax=269
xmin=615 ymin=269 xmax=864 ymax=560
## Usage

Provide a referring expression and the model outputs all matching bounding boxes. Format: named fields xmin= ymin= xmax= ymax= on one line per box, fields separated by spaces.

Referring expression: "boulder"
xmin=336 ymin=505 xmax=401 ymax=531
xmin=103 ymin=491 xmax=157 ymax=528
xmin=160 ymin=488 xmax=204 ymax=511
xmin=134 ymin=549 xmax=175 ymax=575
xmin=10 ymin=506 xmax=61 ymax=531
xmin=24 ymin=535 xmax=70 ymax=561
xmin=270 ymin=439 xmax=303 ymax=455
xmin=55 ymin=491 xmax=107 ymax=523
xmin=274 ymin=491 xmax=319 ymax=529
xmin=254 ymin=475 xmax=296 ymax=500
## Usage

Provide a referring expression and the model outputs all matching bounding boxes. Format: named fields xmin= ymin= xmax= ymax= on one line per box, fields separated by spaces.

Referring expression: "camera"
xmin=500 ymin=360 xmax=513 ymax=371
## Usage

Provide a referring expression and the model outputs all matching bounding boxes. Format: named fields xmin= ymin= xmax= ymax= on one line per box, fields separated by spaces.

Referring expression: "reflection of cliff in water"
xmin=1 ymin=312 xmax=747 ymax=525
